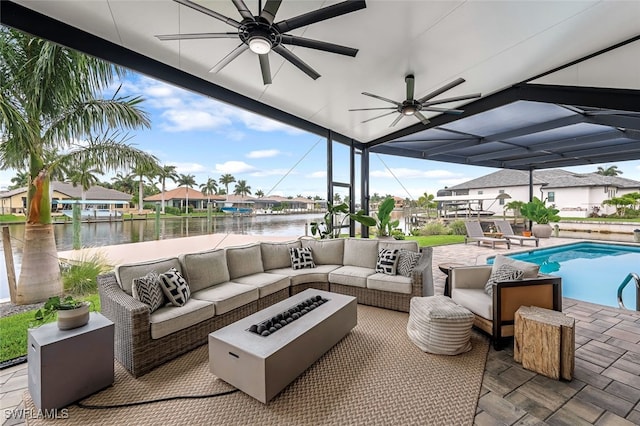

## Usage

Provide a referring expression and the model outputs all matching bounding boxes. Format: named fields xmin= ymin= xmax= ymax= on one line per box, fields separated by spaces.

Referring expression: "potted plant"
xmin=374 ymin=197 xmax=401 ymax=238
xmin=520 ymin=197 xmax=560 ymax=238
xmin=34 ymin=295 xmax=91 ymax=330
xmin=310 ymin=201 xmax=376 ymax=239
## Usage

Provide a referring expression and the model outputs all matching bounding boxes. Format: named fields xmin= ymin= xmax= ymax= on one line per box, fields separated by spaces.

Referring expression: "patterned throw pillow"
xmin=132 ymin=272 xmax=166 ymax=313
xmin=289 ymin=247 xmax=316 ymax=270
xmin=397 ymin=249 xmax=421 ymax=277
xmin=484 ymin=264 xmax=524 ymax=296
xmin=376 ymin=248 xmax=399 ymax=275
xmin=159 ymin=268 xmax=191 ymax=307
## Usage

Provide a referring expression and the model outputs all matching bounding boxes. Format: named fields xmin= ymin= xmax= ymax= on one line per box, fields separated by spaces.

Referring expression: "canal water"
xmin=0 ymin=214 xmax=322 ymax=300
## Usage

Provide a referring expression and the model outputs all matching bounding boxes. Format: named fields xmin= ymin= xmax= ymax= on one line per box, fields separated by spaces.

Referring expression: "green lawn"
xmin=406 ymin=235 xmax=465 ymax=246
xmin=0 ymin=294 xmax=100 ymax=363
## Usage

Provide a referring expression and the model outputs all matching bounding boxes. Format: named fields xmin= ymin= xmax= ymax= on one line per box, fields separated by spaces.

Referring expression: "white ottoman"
xmin=407 ymin=295 xmax=474 ymax=355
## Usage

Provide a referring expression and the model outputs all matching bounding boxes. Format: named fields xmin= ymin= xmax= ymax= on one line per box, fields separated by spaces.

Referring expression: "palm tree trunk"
xmin=161 ymin=181 xmax=166 ymax=214
xmin=16 ymin=223 xmax=63 ymax=304
xmin=138 ymin=177 xmax=144 ymax=213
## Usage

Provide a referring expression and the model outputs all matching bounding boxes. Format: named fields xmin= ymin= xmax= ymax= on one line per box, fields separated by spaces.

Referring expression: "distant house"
xmin=143 ymin=188 xmax=223 ymax=211
xmin=444 ymin=169 xmax=640 ymax=218
xmin=0 ymin=181 xmax=132 ymax=215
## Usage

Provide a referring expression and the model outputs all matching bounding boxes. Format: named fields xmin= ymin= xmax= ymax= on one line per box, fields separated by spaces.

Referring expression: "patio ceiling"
xmin=2 ymin=0 xmax=640 ymax=171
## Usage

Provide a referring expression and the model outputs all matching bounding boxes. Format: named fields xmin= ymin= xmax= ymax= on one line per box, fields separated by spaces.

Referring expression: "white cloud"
xmin=370 ymin=168 xmax=460 ymax=179
xmin=247 ymin=149 xmax=280 ymax=159
xmin=215 ymin=161 xmax=256 ymax=174
xmin=121 ymin=76 xmax=306 ymax=135
xmin=173 ymin=162 xmax=207 ymax=173
xmin=160 ymin=110 xmax=231 ymax=132
xmin=307 ymin=171 xmax=326 ymax=178
xmin=250 ymin=168 xmax=294 ymax=177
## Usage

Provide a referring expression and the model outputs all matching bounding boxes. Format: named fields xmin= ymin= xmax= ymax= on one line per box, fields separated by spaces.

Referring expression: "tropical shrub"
xmin=448 ymin=220 xmax=467 ymax=235
xmin=520 ymin=197 xmax=560 ymax=224
xmin=60 ymin=252 xmax=110 ymax=295
xmin=419 ymin=221 xmax=450 ymax=236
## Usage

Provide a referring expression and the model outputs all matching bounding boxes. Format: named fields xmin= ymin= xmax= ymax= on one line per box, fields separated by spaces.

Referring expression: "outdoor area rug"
xmin=24 ymin=305 xmax=489 ymax=425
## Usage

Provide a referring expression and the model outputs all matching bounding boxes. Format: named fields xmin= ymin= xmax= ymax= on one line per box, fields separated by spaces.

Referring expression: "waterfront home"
xmin=0 ymin=182 xmax=131 ymax=215
xmin=444 ymin=169 xmax=640 ymax=218
xmin=143 ymin=187 xmax=224 ymax=211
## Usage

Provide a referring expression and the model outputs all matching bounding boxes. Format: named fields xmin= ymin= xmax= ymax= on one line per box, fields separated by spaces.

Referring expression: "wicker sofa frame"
xmin=97 ymin=240 xmax=434 ymax=377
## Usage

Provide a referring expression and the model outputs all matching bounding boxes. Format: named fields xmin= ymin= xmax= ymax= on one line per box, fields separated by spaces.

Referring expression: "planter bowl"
xmin=57 ymin=302 xmax=90 ymax=330
xmin=532 ymin=223 xmax=553 ymax=239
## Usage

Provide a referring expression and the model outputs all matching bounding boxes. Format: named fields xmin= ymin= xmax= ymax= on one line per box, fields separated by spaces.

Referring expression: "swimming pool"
xmin=489 ymin=242 xmax=640 ymax=310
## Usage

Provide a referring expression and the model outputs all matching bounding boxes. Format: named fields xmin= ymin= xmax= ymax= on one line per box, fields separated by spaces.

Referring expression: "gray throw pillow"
xmin=484 ymin=264 xmax=524 ymax=296
xmin=397 ymin=249 xmax=421 ymax=277
xmin=132 ymin=271 xmax=166 ymax=313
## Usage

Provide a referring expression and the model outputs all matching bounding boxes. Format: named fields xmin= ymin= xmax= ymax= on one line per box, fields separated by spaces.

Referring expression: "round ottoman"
xmin=407 ymin=295 xmax=474 ymax=355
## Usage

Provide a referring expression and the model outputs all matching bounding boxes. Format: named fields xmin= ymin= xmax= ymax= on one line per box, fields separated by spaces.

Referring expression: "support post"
xmin=361 ymin=146 xmax=370 ymax=239
xmin=207 ymin=202 xmax=212 ymax=234
xmin=2 ymin=226 xmax=17 ymax=303
xmin=72 ymin=202 xmax=81 ymax=250
xmin=155 ymin=202 xmax=161 ymax=240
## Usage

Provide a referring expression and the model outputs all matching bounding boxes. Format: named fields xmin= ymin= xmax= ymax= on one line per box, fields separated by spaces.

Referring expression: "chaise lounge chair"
xmin=494 ymin=220 xmax=539 ymax=247
xmin=464 ymin=221 xmax=511 ymax=249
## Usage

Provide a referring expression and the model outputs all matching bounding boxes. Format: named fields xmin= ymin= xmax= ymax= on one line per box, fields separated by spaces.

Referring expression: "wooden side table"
xmin=514 ymin=306 xmax=575 ymax=380
xmin=28 ymin=312 xmax=114 ymax=410
xmin=438 ymin=263 xmax=465 ymax=297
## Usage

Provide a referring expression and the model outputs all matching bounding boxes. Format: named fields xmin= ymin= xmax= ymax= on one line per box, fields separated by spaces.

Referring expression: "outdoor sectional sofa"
xmin=97 ymin=237 xmax=434 ymax=377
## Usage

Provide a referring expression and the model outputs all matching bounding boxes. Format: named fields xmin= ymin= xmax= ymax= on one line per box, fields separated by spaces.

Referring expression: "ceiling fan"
xmin=349 ymin=74 xmax=481 ymax=127
xmin=156 ymin=0 xmax=366 ymax=85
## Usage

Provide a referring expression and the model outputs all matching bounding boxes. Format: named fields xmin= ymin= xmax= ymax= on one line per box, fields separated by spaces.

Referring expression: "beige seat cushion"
xmin=267 ymin=264 xmax=341 ymax=286
xmin=179 ymin=248 xmax=229 ymax=293
xmin=329 ymin=265 xmax=376 ymax=288
xmin=149 ymin=298 xmax=214 ymax=339
xmin=451 ymin=288 xmax=493 ymax=320
xmin=367 ymin=273 xmax=412 ymax=294
xmin=191 ymin=282 xmax=258 ymax=315
xmin=261 ymin=240 xmax=301 ymax=270
xmin=343 ymin=238 xmax=379 ymax=269
xmin=407 ymin=296 xmax=474 ymax=355
xmin=300 ymin=238 xmax=344 ymax=265
xmin=226 ymin=244 xmax=264 ymax=279
xmin=116 ymin=257 xmax=181 ymax=296
xmin=231 ymin=272 xmax=290 ymax=298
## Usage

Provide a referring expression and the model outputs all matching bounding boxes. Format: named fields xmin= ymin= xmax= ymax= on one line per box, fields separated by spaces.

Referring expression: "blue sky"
xmin=2 ymin=71 xmax=640 ymax=201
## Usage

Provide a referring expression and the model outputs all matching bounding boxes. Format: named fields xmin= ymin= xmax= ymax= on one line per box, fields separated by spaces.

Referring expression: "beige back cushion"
xmin=378 ymin=240 xmax=419 ymax=253
xmin=226 ymin=244 xmax=264 ymax=279
xmin=179 ymin=249 xmax=229 ymax=292
xmin=115 ymin=257 xmax=181 ymax=296
xmin=261 ymin=240 xmax=301 ymax=270
xmin=343 ymin=238 xmax=379 ymax=269
xmin=492 ymin=254 xmax=540 ymax=278
xmin=300 ymin=238 xmax=344 ymax=265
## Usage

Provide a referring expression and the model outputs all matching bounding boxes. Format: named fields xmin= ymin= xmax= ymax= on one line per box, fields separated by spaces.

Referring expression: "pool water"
xmin=489 ymin=242 xmax=640 ymax=310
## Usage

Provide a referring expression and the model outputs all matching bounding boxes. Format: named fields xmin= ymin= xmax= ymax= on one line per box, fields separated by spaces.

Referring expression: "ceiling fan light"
xmin=403 ymin=106 xmax=417 ymax=115
xmin=248 ymin=36 xmax=271 ymax=54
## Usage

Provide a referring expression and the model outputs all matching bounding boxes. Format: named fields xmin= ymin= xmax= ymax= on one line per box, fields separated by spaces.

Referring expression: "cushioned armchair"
xmin=449 ymin=263 xmax=562 ymax=349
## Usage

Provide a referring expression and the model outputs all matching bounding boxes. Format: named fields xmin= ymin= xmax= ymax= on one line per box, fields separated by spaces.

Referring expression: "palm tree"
xmin=596 ymin=165 xmax=623 ymax=176
xmin=67 ymin=159 xmax=103 ymax=200
xmin=131 ymin=163 xmax=159 ymax=213
xmin=157 ymin=165 xmax=178 ymax=214
xmin=199 ymin=177 xmax=218 ymax=204
xmin=0 ymin=29 xmax=155 ymax=304
xmin=219 ymin=174 xmax=236 ymax=200
xmin=177 ymin=173 xmax=196 ymax=213
xmin=8 ymin=170 xmax=29 ymax=190
xmin=111 ymin=171 xmax=137 ymax=195
xmin=233 ymin=180 xmax=252 ymax=197
xmin=255 ymin=189 xmax=264 ymax=198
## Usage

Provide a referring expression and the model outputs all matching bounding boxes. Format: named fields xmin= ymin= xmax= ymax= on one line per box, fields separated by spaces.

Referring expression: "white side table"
xmin=28 ymin=312 xmax=114 ymax=410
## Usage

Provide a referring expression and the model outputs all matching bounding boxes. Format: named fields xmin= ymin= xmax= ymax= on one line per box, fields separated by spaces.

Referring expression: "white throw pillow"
xmin=375 ymin=248 xmax=399 ymax=275
xmin=159 ymin=268 xmax=191 ymax=307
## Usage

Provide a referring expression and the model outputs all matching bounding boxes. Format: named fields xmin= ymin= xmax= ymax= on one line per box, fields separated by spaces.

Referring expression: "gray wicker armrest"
xmin=97 ymin=272 xmax=151 ymax=351
xmin=411 ymin=246 xmax=434 ymax=297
